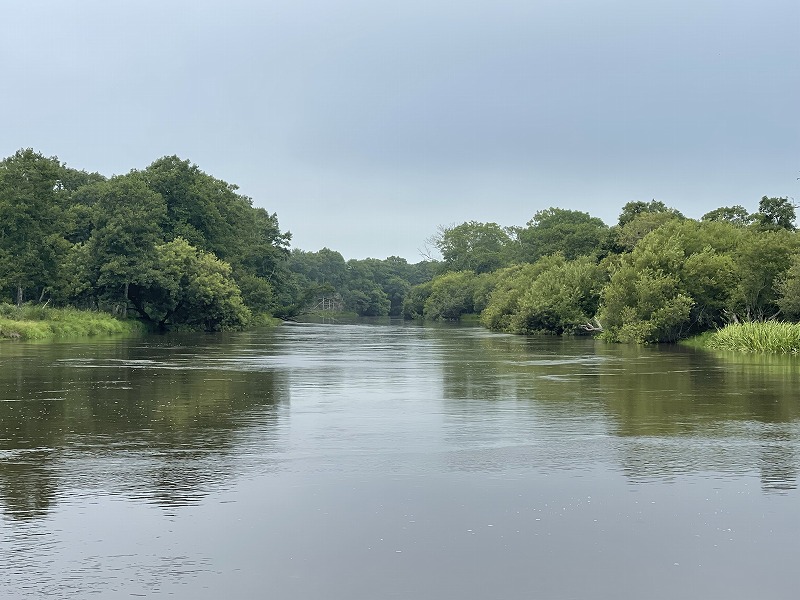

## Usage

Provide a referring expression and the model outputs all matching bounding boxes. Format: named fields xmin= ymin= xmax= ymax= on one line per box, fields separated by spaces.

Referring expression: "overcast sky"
xmin=2 ymin=0 xmax=798 ymax=260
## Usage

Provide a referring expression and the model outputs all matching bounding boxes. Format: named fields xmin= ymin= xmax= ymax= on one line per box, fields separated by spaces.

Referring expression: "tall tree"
xmin=617 ymin=200 xmax=683 ymax=227
xmin=701 ymin=205 xmax=753 ymax=227
xmin=753 ymin=196 xmax=796 ymax=231
xmin=729 ymin=228 xmax=799 ymax=319
xmin=434 ymin=221 xmax=512 ymax=273
xmin=141 ymin=156 xmax=291 ymax=314
xmin=0 ymin=149 xmax=68 ymax=305
xmin=78 ymin=173 xmax=168 ymax=313
xmin=232 ymin=207 xmax=291 ymax=313
xmin=516 ymin=207 xmax=608 ymax=263
xmin=614 ymin=209 xmax=684 ymax=251
xmin=289 ymin=248 xmax=349 ymax=289
xmin=143 ymin=156 xmax=278 ymax=262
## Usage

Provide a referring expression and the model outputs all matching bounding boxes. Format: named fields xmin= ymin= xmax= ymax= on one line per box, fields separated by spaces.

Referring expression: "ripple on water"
xmin=2 ymin=323 xmax=800 ymax=599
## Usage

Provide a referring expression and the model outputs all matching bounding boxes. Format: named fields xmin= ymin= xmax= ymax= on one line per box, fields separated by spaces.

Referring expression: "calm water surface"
xmin=1 ymin=321 xmax=799 ymax=599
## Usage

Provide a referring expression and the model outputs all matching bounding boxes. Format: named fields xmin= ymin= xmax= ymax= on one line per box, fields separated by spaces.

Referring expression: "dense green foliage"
xmin=3 ymin=147 xmax=798 ymax=348
xmin=408 ymin=197 xmax=800 ymax=346
xmin=0 ymin=149 xmax=293 ymax=330
xmin=127 ymin=238 xmax=251 ymax=331
xmin=776 ymin=255 xmax=800 ymax=319
xmin=515 ymin=208 xmax=609 ymax=263
xmin=480 ymin=255 xmax=604 ymax=334
xmin=430 ymin=221 xmax=513 ymax=274
xmin=0 ymin=149 xmax=69 ymax=307
xmin=284 ymin=249 xmax=435 ymax=318
xmin=0 ymin=149 xmax=436 ymax=330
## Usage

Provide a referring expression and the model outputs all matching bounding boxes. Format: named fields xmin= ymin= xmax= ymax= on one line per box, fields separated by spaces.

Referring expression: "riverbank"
xmin=0 ymin=305 xmax=145 ymax=341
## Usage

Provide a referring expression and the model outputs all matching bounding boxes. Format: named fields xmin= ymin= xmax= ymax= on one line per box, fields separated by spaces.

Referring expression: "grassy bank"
xmin=247 ymin=313 xmax=283 ymax=327
xmin=0 ymin=304 xmax=145 ymax=341
xmin=703 ymin=321 xmax=800 ymax=354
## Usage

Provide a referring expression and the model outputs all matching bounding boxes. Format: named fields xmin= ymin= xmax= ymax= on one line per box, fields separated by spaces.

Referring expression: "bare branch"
xmin=580 ymin=317 xmax=604 ymax=332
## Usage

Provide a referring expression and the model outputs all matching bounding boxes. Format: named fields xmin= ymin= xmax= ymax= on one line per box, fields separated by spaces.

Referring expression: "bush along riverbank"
xmin=0 ymin=304 xmax=145 ymax=341
xmin=704 ymin=321 xmax=800 ymax=354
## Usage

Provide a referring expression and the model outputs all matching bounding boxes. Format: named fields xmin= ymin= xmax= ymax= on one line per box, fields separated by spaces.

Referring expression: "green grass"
xmin=0 ymin=304 xmax=145 ymax=341
xmin=247 ymin=312 xmax=283 ymax=327
xmin=678 ymin=330 xmax=716 ymax=348
xmin=705 ymin=321 xmax=800 ymax=354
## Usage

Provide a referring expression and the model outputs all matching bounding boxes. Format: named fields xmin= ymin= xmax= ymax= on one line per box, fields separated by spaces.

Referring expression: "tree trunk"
xmin=127 ymin=288 xmax=155 ymax=324
xmin=123 ymin=282 xmax=129 ymax=319
xmin=16 ymin=284 xmax=23 ymax=308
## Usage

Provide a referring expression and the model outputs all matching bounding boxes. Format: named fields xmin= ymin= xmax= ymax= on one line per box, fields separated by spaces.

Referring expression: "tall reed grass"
xmin=0 ymin=304 xmax=144 ymax=341
xmin=706 ymin=321 xmax=800 ymax=354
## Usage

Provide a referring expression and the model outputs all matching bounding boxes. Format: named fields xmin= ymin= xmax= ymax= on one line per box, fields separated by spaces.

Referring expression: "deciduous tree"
xmin=701 ymin=205 xmax=753 ymax=227
xmin=516 ymin=207 xmax=608 ymax=263
xmin=753 ymin=196 xmax=796 ymax=231
xmin=434 ymin=221 xmax=512 ymax=273
xmin=128 ymin=238 xmax=250 ymax=330
xmin=0 ymin=149 xmax=68 ymax=305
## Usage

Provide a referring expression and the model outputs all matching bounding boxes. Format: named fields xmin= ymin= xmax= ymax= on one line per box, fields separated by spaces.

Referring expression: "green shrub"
xmin=510 ymin=256 xmax=604 ymax=334
xmin=423 ymin=271 xmax=478 ymax=320
xmin=599 ymin=265 xmax=693 ymax=344
xmin=481 ymin=255 xmax=605 ymax=335
xmin=402 ymin=281 xmax=433 ymax=319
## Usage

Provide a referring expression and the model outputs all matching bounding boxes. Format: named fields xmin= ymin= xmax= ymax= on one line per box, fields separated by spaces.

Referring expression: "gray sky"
xmin=2 ymin=0 xmax=798 ymax=261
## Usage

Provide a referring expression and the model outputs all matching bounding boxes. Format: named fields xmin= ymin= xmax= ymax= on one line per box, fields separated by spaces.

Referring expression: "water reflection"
xmin=2 ymin=323 xmax=800 ymax=599
xmin=3 ymin=325 xmax=800 ymax=523
xmin=0 ymin=335 xmax=287 ymax=520
xmin=434 ymin=326 xmax=800 ymax=491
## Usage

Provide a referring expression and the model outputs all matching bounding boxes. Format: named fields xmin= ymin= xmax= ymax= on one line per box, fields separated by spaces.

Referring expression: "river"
xmin=1 ymin=321 xmax=799 ymax=599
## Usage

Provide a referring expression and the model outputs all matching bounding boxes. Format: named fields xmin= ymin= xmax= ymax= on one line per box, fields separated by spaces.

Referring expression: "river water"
xmin=1 ymin=321 xmax=799 ymax=599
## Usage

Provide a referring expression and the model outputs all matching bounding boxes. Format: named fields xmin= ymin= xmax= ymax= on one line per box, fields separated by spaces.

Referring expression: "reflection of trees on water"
xmin=0 ymin=335 xmax=287 ymax=520
xmin=5 ymin=324 xmax=799 ymax=521
xmin=0 ymin=453 xmax=58 ymax=521
xmin=436 ymin=331 xmax=608 ymax=472
xmin=757 ymin=426 xmax=798 ymax=492
xmin=605 ymin=347 xmax=800 ymax=491
xmin=436 ymin=329 xmax=800 ymax=491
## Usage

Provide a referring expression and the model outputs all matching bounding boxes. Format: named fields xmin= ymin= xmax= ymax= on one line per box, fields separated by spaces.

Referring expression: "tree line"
xmin=3 ymin=147 xmax=797 ymax=342
xmin=0 ymin=149 xmax=292 ymax=329
xmin=0 ymin=148 xmax=435 ymax=329
xmin=406 ymin=198 xmax=800 ymax=343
